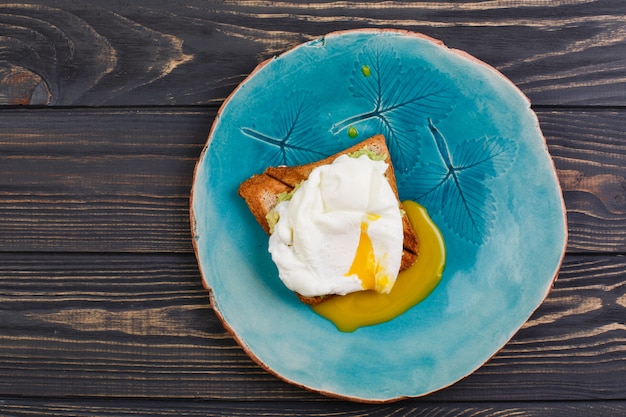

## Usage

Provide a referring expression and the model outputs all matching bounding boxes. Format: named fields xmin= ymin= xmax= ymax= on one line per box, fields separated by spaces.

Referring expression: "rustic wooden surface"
xmin=0 ymin=1 xmax=625 ymax=416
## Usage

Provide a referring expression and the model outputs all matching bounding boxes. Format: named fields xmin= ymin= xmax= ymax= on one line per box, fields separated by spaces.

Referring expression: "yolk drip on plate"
xmin=312 ymin=201 xmax=446 ymax=332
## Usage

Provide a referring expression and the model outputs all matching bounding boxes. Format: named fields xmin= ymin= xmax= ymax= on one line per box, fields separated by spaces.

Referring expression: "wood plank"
xmin=0 ymin=108 xmax=624 ymax=254
xmin=0 ymin=253 xmax=623 ymax=401
xmin=0 ymin=398 xmax=624 ymax=417
xmin=540 ymin=110 xmax=626 ymax=253
xmin=0 ymin=107 xmax=212 ymax=253
xmin=0 ymin=1 xmax=624 ymax=106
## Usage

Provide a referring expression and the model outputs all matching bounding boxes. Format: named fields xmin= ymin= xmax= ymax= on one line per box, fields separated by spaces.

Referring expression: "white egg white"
xmin=268 ymin=154 xmax=404 ymax=297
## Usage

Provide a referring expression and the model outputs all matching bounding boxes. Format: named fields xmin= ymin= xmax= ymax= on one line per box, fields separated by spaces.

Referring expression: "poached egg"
xmin=267 ymin=154 xmax=404 ymax=297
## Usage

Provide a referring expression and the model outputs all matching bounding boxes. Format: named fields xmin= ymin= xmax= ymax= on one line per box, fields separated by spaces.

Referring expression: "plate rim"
xmin=189 ymin=28 xmax=568 ymax=403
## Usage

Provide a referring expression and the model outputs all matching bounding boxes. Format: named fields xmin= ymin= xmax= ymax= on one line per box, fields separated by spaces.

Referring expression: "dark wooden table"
xmin=1 ymin=1 xmax=625 ymax=415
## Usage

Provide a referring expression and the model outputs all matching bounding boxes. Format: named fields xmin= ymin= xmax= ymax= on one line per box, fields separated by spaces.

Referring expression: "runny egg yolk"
xmin=312 ymin=201 xmax=446 ymax=332
xmin=345 ymin=214 xmax=390 ymax=292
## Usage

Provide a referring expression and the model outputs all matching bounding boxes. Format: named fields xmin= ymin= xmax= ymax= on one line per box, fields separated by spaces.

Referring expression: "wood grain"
xmin=0 ymin=108 xmax=624 ymax=254
xmin=0 ymin=398 xmax=624 ymax=417
xmin=0 ymin=1 xmax=624 ymax=106
xmin=0 ymin=1 xmax=624 ymax=414
xmin=0 ymin=253 xmax=623 ymax=401
xmin=0 ymin=107 xmax=212 ymax=252
xmin=540 ymin=110 xmax=626 ymax=253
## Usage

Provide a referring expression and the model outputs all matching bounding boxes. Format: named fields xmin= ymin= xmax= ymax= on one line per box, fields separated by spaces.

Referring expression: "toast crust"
xmin=238 ymin=134 xmax=419 ymax=305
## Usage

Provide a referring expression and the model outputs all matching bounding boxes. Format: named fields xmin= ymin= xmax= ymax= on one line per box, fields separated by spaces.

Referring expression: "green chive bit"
xmin=347 ymin=126 xmax=358 ymax=138
xmin=361 ymin=65 xmax=371 ymax=77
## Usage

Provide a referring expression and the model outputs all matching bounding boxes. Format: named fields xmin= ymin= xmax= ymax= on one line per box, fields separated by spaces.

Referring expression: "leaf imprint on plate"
xmin=403 ymin=119 xmax=518 ymax=245
xmin=331 ymin=37 xmax=455 ymax=172
xmin=240 ymin=90 xmax=336 ymax=166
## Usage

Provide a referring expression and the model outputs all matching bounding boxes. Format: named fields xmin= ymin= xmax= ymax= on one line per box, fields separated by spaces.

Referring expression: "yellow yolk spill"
xmin=345 ymin=213 xmax=389 ymax=292
xmin=346 ymin=220 xmax=377 ymax=290
xmin=312 ymin=201 xmax=446 ymax=332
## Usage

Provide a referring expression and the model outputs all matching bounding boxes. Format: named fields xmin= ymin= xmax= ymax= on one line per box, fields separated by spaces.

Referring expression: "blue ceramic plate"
xmin=190 ymin=29 xmax=567 ymax=402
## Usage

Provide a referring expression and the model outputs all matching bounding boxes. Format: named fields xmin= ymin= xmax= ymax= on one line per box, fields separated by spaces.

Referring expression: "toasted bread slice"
xmin=238 ymin=134 xmax=419 ymax=305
